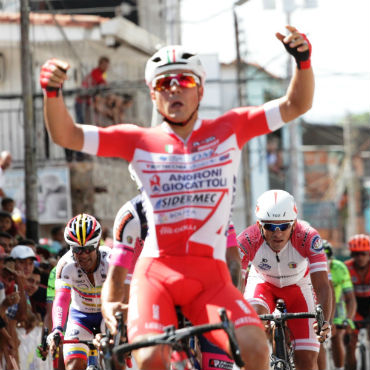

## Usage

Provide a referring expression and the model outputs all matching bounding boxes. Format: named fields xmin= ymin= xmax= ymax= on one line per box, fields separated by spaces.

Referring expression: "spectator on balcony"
xmin=0 ymin=150 xmax=12 ymax=198
xmin=75 ymin=55 xmax=110 ymax=125
xmin=67 ymin=56 xmax=110 ymax=162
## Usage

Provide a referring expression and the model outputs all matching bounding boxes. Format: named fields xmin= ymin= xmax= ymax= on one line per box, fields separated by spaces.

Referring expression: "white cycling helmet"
xmin=255 ymin=190 xmax=298 ymax=221
xmin=145 ymin=45 xmax=206 ymax=87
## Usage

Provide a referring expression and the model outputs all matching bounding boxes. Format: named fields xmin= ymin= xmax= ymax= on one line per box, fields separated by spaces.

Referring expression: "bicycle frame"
xmin=259 ymin=300 xmax=324 ymax=370
xmin=354 ymin=319 xmax=370 ymax=370
xmin=63 ymin=339 xmax=99 ymax=369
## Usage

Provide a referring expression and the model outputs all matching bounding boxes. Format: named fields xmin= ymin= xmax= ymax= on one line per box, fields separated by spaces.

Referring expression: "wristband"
xmin=40 ymin=59 xmax=67 ymax=97
xmin=282 ymin=33 xmax=312 ymax=70
xmin=45 ymin=87 xmax=61 ymax=98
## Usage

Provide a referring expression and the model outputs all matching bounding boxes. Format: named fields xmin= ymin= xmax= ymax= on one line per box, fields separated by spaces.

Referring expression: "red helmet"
xmin=348 ymin=234 xmax=370 ymax=252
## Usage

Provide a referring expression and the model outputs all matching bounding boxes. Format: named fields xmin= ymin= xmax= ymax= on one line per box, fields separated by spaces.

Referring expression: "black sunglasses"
xmin=71 ymin=245 xmax=96 ymax=255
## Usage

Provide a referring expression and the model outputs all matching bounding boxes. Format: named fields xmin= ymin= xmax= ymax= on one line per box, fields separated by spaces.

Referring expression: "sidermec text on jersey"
xmin=155 ymin=193 xmax=219 ymax=209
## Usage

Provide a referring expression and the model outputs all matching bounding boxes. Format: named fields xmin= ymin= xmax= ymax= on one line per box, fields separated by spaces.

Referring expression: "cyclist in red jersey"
xmin=40 ymin=25 xmax=314 ymax=370
xmin=237 ymin=190 xmax=332 ymax=370
xmin=344 ymin=234 xmax=370 ymax=370
xmin=105 ymin=194 xmax=241 ymax=369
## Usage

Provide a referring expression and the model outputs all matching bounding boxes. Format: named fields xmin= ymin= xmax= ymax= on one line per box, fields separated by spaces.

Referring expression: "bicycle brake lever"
xmin=315 ymin=304 xmax=325 ymax=334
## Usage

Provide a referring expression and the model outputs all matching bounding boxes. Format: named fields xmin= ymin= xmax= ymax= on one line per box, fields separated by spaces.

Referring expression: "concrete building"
xmin=0 ymin=8 xmax=172 ymax=235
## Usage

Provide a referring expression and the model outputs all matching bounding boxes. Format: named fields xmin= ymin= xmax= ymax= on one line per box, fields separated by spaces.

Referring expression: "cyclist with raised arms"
xmin=344 ymin=234 xmax=370 ymax=370
xmin=40 ymin=25 xmax=314 ymax=370
xmin=46 ymin=214 xmax=110 ymax=370
xmin=237 ymin=190 xmax=332 ymax=370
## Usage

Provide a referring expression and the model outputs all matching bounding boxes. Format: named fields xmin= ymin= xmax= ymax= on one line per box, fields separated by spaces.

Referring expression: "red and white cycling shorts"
xmin=244 ymin=274 xmax=320 ymax=352
xmin=127 ymin=256 xmax=263 ymax=353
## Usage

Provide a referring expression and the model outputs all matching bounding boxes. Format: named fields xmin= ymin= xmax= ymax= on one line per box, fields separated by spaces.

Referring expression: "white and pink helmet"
xmin=255 ymin=190 xmax=298 ymax=221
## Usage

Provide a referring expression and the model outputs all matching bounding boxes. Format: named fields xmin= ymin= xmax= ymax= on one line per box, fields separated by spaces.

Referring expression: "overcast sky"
xmin=181 ymin=0 xmax=370 ymax=123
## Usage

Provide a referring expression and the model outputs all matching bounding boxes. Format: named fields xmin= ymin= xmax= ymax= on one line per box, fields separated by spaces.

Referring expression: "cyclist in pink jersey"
xmin=237 ymin=189 xmax=332 ymax=370
xmin=40 ymin=25 xmax=314 ymax=370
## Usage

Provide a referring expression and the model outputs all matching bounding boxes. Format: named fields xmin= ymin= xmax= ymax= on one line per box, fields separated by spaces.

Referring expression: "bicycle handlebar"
xmin=113 ymin=308 xmax=244 ymax=368
xmin=258 ymin=304 xmax=325 ymax=335
xmin=259 ymin=312 xmax=316 ymax=321
xmin=113 ymin=322 xmax=225 ymax=353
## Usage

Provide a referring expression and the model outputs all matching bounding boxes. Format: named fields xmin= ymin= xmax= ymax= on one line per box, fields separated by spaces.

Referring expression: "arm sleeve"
xmin=230 ymin=99 xmax=284 ymax=148
xmin=52 ymin=279 xmax=71 ymax=329
xmin=81 ymin=124 xmax=143 ymax=162
xmin=226 ymin=223 xmax=237 ymax=248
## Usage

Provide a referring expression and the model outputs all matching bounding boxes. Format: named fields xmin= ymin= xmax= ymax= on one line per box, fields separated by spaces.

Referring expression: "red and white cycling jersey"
xmin=82 ymin=101 xmax=284 ymax=261
xmin=237 ymin=221 xmax=327 ymax=352
xmin=345 ymin=258 xmax=370 ymax=319
xmin=237 ymin=221 xmax=327 ymax=288
xmin=111 ymin=195 xmax=239 ymax=283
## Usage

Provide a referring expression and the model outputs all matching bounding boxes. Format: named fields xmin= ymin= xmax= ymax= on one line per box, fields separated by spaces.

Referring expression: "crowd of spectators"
xmin=0 ymin=203 xmax=64 ymax=369
xmin=0 ymin=190 xmax=114 ymax=369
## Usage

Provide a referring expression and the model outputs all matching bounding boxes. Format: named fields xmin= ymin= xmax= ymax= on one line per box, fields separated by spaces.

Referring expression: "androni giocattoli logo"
xmin=150 ymin=175 xmax=161 ymax=193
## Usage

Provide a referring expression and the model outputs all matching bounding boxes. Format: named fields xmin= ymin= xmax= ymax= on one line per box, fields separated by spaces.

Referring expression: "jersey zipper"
xmin=276 ymin=252 xmax=280 ymax=262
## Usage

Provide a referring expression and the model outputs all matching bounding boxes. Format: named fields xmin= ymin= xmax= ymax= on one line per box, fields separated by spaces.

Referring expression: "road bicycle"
xmin=45 ymin=313 xmax=126 ymax=370
xmin=353 ymin=318 xmax=370 ymax=370
xmin=258 ymin=299 xmax=324 ymax=370
xmin=112 ymin=307 xmax=244 ymax=370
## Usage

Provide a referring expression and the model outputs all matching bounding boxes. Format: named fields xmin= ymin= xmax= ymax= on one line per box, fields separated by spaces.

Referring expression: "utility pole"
xmin=20 ymin=0 xmax=39 ymax=241
xmin=343 ymin=117 xmax=357 ymax=238
xmin=233 ymin=0 xmax=252 ymax=226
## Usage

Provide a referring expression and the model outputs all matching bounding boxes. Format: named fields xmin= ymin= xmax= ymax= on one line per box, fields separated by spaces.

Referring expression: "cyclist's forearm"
xmin=226 ymin=246 xmax=241 ymax=288
xmin=279 ymin=67 xmax=314 ymax=123
xmin=329 ymin=280 xmax=336 ymax=322
xmin=227 ymin=259 xmax=241 ymax=288
xmin=311 ymin=272 xmax=332 ymax=321
xmin=52 ymin=288 xmax=71 ymax=329
xmin=44 ymin=95 xmax=84 ymax=150
xmin=344 ymin=290 xmax=357 ymax=320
